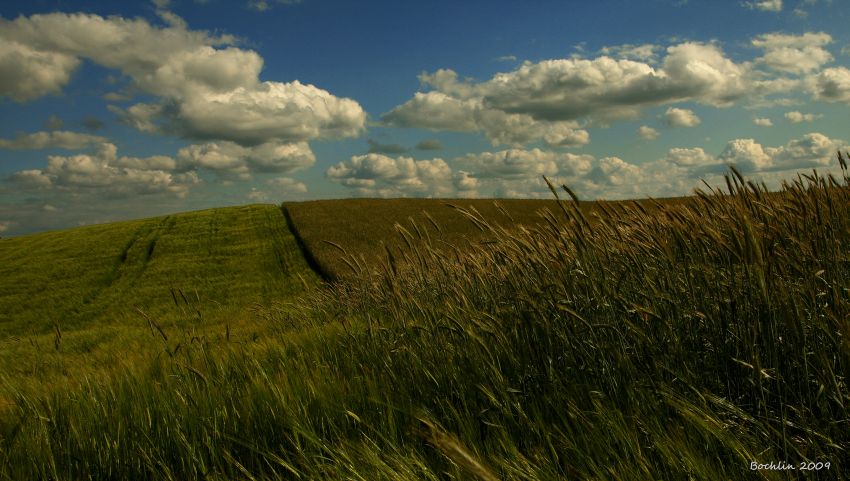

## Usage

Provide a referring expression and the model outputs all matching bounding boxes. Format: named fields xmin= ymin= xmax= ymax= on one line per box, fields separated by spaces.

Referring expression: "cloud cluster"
xmin=665 ymin=147 xmax=715 ymax=167
xmin=457 ymin=148 xmax=593 ymax=179
xmin=383 ymin=42 xmax=750 ymax=145
xmin=0 ymin=12 xmax=366 ymax=149
xmin=784 ymin=111 xmax=820 ymax=123
xmin=636 ymin=133 xmax=846 ymax=196
xmin=752 ymin=32 xmax=833 ymax=74
xmin=327 ymin=132 xmax=846 ymax=200
xmin=384 ymin=29 xmax=850 ymax=146
xmin=0 ymin=131 xmax=106 ymax=149
xmin=718 ymin=132 xmax=844 ymax=172
xmin=177 ymin=141 xmax=314 ymax=180
xmin=461 ymin=150 xmax=626 ymax=198
xmin=326 ymin=149 xmax=638 ymax=199
xmin=753 ymin=117 xmax=773 ymax=126
xmin=382 ymin=89 xmax=590 ymax=147
xmin=9 ymin=143 xmax=199 ymax=198
xmin=325 ymin=153 xmax=455 ymax=197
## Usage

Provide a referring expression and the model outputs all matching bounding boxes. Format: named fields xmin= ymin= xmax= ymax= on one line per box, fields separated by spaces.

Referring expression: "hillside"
xmin=2 ymin=171 xmax=848 ymax=479
xmin=0 ymin=204 xmax=320 ymax=339
xmin=3 ymin=177 xmax=849 ymax=479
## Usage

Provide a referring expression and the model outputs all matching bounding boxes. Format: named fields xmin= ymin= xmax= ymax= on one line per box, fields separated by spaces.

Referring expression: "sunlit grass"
xmin=0 ymin=204 xmax=319 ymax=388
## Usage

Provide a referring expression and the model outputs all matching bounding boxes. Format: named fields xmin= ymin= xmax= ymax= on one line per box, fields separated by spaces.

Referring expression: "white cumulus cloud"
xmin=784 ymin=111 xmax=819 ymax=123
xmin=719 ymin=138 xmax=773 ymax=171
xmin=586 ymin=156 xmax=643 ymax=186
xmin=637 ymin=125 xmax=660 ymax=140
xmin=177 ymin=141 xmax=315 ymax=180
xmin=753 ymin=117 xmax=773 ymax=126
xmin=718 ymin=133 xmax=844 ymax=172
xmin=0 ymin=12 xmax=366 ymax=147
xmin=768 ymin=132 xmax=844 ymax=170
xmin=383 ymin=41 xmax=748 ymax=143
xmin=8 ymin=143 xmax=199 ymax=198
xmin=453 ymin=170 xmax=479 ymax=194
xmin=752 ymin=32 xmax=833 ymax=74
xmin=663 ymin=107 xmax=701 ymax=127
xmin=665 ymin=147 xmax=717 ymax=167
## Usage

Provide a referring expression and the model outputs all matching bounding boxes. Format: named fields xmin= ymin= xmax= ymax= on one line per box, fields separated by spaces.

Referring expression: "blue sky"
xmin=1 ymin=0 xmax=849 ymax=235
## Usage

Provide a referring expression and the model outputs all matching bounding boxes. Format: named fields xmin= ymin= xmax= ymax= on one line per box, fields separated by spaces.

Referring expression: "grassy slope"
xmin=0 ymin=204 xmax=319 ymax=387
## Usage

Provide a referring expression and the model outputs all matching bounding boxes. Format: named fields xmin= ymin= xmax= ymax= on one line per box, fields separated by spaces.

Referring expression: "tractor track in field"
xmin=280 ymin=204 xmax=335 ymax=283
xmin=68 ymin=217 xmax=170 ymax=326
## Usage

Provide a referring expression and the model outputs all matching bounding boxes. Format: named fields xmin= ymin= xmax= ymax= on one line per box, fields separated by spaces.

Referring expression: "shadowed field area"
xmin=284 ymin=198 xmax=562 ymax=280
xmin=283 ymin=196 xmax=690 ymax=280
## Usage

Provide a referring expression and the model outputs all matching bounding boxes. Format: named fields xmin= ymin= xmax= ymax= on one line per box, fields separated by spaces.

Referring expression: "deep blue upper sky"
xmin=1 ymin=0 xmax=849 ymax=235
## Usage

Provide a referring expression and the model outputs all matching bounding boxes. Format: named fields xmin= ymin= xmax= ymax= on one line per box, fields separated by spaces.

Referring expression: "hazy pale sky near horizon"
xmin=1 ymin=0 xmax=849 ymax=235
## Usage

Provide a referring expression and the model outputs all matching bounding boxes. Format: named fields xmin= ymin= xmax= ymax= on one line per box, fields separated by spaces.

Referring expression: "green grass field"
xmin=0 ymin=204 xmax=319 ymax=392
xmin=0 ymin=204 xmax=317 ymax=335
xmin=1 ymin=166 xmax=849 ymax=480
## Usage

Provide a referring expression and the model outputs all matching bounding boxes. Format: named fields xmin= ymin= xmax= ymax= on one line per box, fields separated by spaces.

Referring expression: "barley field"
xmin=1 ymin=160 xmax=849 ymax=479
